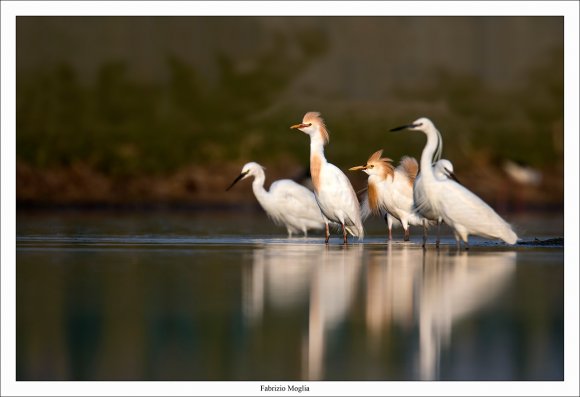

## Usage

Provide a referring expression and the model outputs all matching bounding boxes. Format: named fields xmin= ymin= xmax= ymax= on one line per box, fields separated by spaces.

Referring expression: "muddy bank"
xmin=16 ymin=160 xmax=307 ymax=208
xmin=16 ymin=160 xmax=563 ymax=213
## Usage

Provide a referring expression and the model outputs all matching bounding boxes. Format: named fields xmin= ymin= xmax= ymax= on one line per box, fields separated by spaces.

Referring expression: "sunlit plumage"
xmin=413 ymin=158 xmax=459 ymax=246
xmin=291 ymin=112 xmax=364 ymax=244
xmin=359 ymin=190 xmax=402 ymax=235
xmin=391 ymin=118 xmax=518 ymax=248
xmin=226 ymin=162 xmax=326 ymax=237
xmin=350 ymin=150 xmax=425 ymax=241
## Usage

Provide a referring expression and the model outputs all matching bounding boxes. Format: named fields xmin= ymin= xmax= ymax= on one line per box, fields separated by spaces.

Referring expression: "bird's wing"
xmin=269 ymin=180 xmax=324 ymax=224
xmin=397 ymin=156 xmax=419 ymax=184
xmin=412 ymin=174 xmax=437 ymax=220
xmin=317 ymin=163 xmax=362 ymax=231
xmin=359 ymin=191 xmax=371 ymax=221
xmin=438 ymin=180 xmax=512 ymax=236
xmin=389 ymin=172 xmax=415 ymax=212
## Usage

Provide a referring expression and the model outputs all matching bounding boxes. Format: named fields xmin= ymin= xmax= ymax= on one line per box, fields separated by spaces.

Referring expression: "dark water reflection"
xmin=16 ymin=211 xmax=564 ymax=381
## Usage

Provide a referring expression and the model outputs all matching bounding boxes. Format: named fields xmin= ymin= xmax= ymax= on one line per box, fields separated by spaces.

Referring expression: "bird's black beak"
xmin=445 ymin=168 xmax=461 ymax=184
xmin=390 ymin=123 xmax=422 ymax=132
xmin=226 ymin=171 xmax=248 ymax=191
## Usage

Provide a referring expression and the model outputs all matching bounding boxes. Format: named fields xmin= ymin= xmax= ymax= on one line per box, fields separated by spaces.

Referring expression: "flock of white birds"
xmin=227 ymin=112 xmax=519 ymax=248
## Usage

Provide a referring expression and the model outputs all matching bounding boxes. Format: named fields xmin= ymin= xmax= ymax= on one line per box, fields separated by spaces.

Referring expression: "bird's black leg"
xmin=325 ymin=223 xmax=330 ymax=244
xmin=342 ymin=223 xmax=348 ymax=244
xmin=404 ymin=228 xmax=410 ymax=241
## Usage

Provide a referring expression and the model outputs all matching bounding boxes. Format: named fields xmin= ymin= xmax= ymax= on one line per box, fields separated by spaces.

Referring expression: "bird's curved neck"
xmin=251 ymin=171 xmax=269 ymax=204
xmin=309 ymin=133 xmax=327 ymax=154
xmin=420 ymin=127 xmax=442 ymax=182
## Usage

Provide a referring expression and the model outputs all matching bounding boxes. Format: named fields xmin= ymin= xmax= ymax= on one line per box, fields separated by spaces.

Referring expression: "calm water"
xmin=16 ymin=210 xmax=564 ymax=381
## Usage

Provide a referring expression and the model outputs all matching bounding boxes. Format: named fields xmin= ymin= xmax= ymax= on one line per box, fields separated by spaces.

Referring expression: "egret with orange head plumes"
xmin=291 ymin=112 xmax=364 ymax=244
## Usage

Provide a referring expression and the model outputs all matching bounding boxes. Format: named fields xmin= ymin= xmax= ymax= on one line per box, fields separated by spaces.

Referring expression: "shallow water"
xmin=16 ymin=210 xmax=564 ymax=380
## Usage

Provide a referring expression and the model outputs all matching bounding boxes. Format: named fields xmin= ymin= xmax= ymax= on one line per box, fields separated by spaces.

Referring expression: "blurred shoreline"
xmin=16 ymin=160 xmax=563 ymax=214
xmin=16 ymin=202 xmax=564 ymax=215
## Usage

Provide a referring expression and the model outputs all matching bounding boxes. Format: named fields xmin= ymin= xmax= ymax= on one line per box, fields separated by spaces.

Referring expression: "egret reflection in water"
xmin=243 ymin=244 xmax=364 ymax=379
xmin=366 ymin=246 xmax=516 ymax=379
xmin=15 ymin=212 xmax=562 ymax=381
xmin=416 ymin=250 xmax=516 ymax=380
xmin=243 ymin=242 xmax=517 ymax=380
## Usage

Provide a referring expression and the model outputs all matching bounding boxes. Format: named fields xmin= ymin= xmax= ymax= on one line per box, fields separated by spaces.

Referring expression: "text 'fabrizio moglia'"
xmin=260 ymin=385 xmax=310 ymax=393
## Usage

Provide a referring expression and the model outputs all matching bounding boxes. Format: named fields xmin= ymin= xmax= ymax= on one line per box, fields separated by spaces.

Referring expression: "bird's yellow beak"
xmin=349 ymin=165 xmax=367 ymax=171
xmin=290 ymin=123 xmax=311 ymax=129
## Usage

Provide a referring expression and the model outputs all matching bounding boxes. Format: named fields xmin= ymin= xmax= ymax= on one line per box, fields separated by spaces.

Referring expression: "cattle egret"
xmin=359 ymin=190 xmax=402 ymax=237
xmin=226 ymin=162 xmax=326 ymax=237
xmin=291 ymin=112 xmax=364 ymax=244
xmin=390 ymin=118 xmax=518 ymax=248
xmin=349 ymin=150 xmax=425 ymax=241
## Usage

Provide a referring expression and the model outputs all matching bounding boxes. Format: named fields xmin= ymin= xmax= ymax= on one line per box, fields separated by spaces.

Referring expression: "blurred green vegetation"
xmin=17 ymin=35 xmax=562 ymax=187
xmin=386 ymin=48 xmax=564 ymax=171
xmin=17 ymin=27 xmax=330 ymax=177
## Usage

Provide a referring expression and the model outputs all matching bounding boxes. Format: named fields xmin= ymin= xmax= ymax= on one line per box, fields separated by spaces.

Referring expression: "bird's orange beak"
xmin=349 ymin=165 xmax=367 ymax=171
xmin=290 ymin=123 xmax=311 ymax=129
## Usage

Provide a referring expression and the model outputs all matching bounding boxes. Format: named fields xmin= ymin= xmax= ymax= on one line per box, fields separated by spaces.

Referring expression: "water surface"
xmin=16 ymin=210 xmax=564 ymax=381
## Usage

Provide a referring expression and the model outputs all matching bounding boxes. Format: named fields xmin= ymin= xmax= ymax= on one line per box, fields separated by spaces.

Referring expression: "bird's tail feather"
xmin=345 ymin=224 xmax=364 ymax=240
xmin=500 ymin=225 xmax=518 ymax=245
xmin=360 ymin=192 xmax=372 ymax=221
xmin=358 ymin=224 xmax=365 ymax=240
xmin=346 ymin=211 xmax=365 ymax=240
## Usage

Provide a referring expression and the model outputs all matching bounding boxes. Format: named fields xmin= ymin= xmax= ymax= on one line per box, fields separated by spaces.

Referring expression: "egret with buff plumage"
xmin=350 ymin=150 xmax=427 ymax=241
xmin=290 ymin=112 xmax=364 ymax=244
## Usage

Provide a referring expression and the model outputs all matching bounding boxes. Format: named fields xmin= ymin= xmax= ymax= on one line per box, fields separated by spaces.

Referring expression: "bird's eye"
xmin=369 ymin=165 xmax=374 ymax=169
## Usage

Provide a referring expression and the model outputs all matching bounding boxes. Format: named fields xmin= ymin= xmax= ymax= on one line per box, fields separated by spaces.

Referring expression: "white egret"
xmin=226 ymin=162 xmax=326 ymax=237
xmin=349 ymin=150 xmax=425 ymax=241
xmin=390 ymin=118 xmax=518 ymax=248
xmin=414 ymin=158 xmax=460 ymax=247
xmin=432 ymin=159 xmax=459 ymax=183
xmin=291 ymin=111 xmax=364 ymax=244
xmin=502 ymin=159 xmax=542 ymax=187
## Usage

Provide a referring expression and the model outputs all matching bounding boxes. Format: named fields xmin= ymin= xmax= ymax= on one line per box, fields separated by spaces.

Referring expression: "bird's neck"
xmin=368 ymin=174 xmax=384 ymax=185
xmin=420 ymin=127 xmax=441 ymax=183
xmin=371 ymin=164 xmax=394 ymax=182
xmin=309 ymin=138 xmax=327 ymax=192
xmin=251 ymin=172 xmax=269 ymax=204
xmin=309 ymin=134 xmax=327 ymax=153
